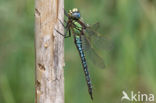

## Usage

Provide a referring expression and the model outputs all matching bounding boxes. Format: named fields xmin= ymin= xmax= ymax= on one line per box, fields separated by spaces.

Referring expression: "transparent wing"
xmin=82 ymin=23 xmax=112 ymax=52
xmin=81 ymin=23 xmax=110 ymax=69
xmin=88 ymin=22 xmax=100 ymax=31
xmin=82 ymin=23 xmax=113 ymax=69
xmin=81 ymin=35 xmax=105 ymax=69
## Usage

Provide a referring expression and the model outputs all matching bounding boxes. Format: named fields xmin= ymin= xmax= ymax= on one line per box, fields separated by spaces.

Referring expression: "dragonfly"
xmin=56 ymin=8 xmax=106 ymax=100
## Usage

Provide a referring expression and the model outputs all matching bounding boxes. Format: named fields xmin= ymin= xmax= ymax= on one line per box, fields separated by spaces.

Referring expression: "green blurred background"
xmin=0 ymin=0 xmax=156 ymax=103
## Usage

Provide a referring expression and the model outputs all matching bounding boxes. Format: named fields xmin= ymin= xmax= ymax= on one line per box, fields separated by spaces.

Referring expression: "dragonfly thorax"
xmin=68 ymin=8 xmax=81 ymax=20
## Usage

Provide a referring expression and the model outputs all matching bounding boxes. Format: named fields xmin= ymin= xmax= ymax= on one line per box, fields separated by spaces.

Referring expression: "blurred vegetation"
xmin=0 ymin=0 xmax=156 ymax=103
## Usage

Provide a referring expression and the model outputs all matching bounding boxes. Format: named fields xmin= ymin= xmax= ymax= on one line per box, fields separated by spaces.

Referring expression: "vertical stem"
xmin=35 ymin=0 xmax=64 ymax=103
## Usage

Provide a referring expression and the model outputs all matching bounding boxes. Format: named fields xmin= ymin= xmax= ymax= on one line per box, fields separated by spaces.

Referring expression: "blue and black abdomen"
xmin=74 ymin=35 xmax=93 ymax=100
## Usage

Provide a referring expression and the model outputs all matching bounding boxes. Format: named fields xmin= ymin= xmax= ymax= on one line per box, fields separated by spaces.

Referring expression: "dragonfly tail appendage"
xmin=74 ymin=35 xmax=93 ymax=100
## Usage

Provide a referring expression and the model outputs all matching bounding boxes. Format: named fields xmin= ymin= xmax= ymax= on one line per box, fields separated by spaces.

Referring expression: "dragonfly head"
xmin=68 ymin=8 xmax=81 ymax=20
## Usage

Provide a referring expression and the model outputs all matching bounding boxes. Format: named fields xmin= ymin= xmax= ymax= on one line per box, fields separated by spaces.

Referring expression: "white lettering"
xmin=149 ymin=94 xmax=154 ymax=101
xmin=131 ymin=91 xmax=137 ymax=101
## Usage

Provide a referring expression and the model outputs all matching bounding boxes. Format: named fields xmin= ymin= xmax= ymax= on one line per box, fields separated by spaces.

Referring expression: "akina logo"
xmin=121 ymin=91 xmax=154 ymax=102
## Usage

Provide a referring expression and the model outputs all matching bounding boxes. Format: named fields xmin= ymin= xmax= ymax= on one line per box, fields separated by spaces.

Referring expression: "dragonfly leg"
xmin=64 ymin=28 xmax=71 ymax=38
xmin=58 ymin=19 xmax=67 ymax=28
xmin=64 ymin=8 xmax=69 ymax=17
xmin=63 ymin=28 xmax=71 ymax=38
xmin=55 ymin=28 xmax=70 ymax=38
xmin=55 ymin=17 xmax=71 ymax=38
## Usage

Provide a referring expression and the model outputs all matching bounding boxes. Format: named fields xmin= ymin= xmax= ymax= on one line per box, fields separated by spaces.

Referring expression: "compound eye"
xmin=72 ymin=12 xmax=80 ymax=19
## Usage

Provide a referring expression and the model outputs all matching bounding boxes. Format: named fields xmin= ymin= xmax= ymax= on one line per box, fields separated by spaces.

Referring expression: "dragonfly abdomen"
xmin=74 ymin=35 xmax=93 ymax=100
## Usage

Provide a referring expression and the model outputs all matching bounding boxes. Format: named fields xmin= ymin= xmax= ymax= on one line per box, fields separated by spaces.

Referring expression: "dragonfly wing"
xmin=81 ymin=23 xmax=113 ymax=69
xmin=82 ymin=23 xmax=112 ymax=52
xmin=81 ymin=35 xmax=105 ymax=69
xmin=87 ymin=22 xmax=100 ymax=31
